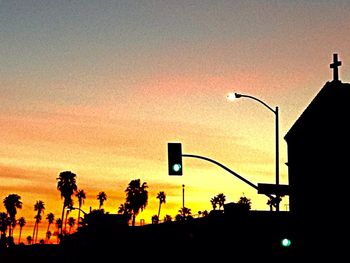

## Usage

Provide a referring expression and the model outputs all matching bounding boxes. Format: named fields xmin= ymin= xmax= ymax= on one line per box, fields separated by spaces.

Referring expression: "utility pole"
xmin=182 ymin=184 xmax=185 ymax=209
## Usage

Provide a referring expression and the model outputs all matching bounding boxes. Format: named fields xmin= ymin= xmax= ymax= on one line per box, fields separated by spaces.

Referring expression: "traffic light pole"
xmin=182 ymin=154 xmax=274 ymax=200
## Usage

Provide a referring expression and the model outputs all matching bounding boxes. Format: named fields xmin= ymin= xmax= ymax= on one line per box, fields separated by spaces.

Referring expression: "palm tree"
xmin=266 ymin=196 xmax=281 ymax=211
xmin=97 ymin=191 xmax=107 ymax=210
xmin=125 ymin=179 xmax=148 ymax=226
xmin=57 ymin=171 xmax=78 ymax=236
xmin=45 ymin=213 xmax=54 ymax=243
xmin=217 ymin=193 xmax=226 ymax=210
xmin=267 ymin=198 xmax=273 ymax=211
xmin=178 ymin=206 xmax=192 ymax=220
xmin=18 ymin=217 xmax=26 ymax=244
xmin=0 ymin=212 xmax=10 ymax=245
xmin=237 ymin=196 xmax=252 ymax=210
xmin=118 ymin=203 xmax=132 ymax=223
xmin=63 ymin=197 xmax=73 ymax=234
xmin=33 ymin=200 xmax=45 ymax=243
xmin=46 ymin=231 xmax=52 ymax=243
xmin=156 ymin=191 xmax=166 ymax=219
xmin=164 ymin=214 xmax=172 ymax=222
xmin=151 ymin=215 xmax=159 ymax=224
xmin=26 ymin=235 xmax=32 ymax=245
xmin=55 ymin=218 xmax=62 ymax=243
xmin=3 ymin=194 xmax=22 ymax=237
xmin=67 ymin=217 xmax=76 ymax=233
xmin=33 ymin=200 xmax=45 ymax=244
xmin=210 ymin=196 xmax=219 ymax=210
xmin=118 ymin=203 xmax=127 ymax=214
xmin=75 ymin=189 xmax=86 ymax=225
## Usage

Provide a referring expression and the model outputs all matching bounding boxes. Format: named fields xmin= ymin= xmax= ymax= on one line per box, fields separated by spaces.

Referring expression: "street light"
xmin=66 ymin=206 xmax=88 ymax=215
xmin=227 ymin=92 xmax=280 ymax=211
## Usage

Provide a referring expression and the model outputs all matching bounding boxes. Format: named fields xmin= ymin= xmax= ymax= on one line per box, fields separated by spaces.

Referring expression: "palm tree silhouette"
xmin=267 ymin=198 xmax=273 ymax=211
xmin=118 ymin=203 xmax=127 ymax=214
xmin=0 ymin=212 xmax=10 ymax=245
xmin=118 ymin=203 xmax=132 ymax=223
xmin=266 ymin=196 xmax=281 ymax=211
xmin=237 ymin=196 xmax=252 ymax=210
xmin=177 ymin=207 xmax=192 ymax=220
xmin=151 ymin=215 xmax=159 ymax=224
xmin=164 ymin=214 xmax=172 ymax=222
xmin=57 ymin=171 xmax=77 ymax=237
xmin=63 ymin=198 xmax=73 ymax=234
xmin=156 ymin=191 xmax=166 ymax=219
xmin=33 ymin=214 xmax=42 ymax=243
xmin=45 ymin=213 xmax=54 ymax=243
xmin=3 ymin=194 xmax=22 ymax=237
xmin=97 ymin=191 xmax=107 ymax=209
xmin=26 ymin=235 xmax=32 ymax=245
xmin=33 ymin=200 xmax=45 ymax=244
xmin=210 ymin=196 xmax=219 ymax=210
xmin=210 ymin=193 xmax=225 ymax=211
xmin=217 ymin=193 xmax=226 ymax=210
xmin=18 ymin=217 xmax=26 ymax=244
xmin=125 ymin=179 xmax=148 ymax=226
xmin=67 ymin=217 xmax=76 ymax=234
xmin=75 ymin=189 xmax=86 ymax=225
xmin=55 ymin=218 xmax=62 ymax=243
xmin=46 ymin=231 xmax=52 ymax=243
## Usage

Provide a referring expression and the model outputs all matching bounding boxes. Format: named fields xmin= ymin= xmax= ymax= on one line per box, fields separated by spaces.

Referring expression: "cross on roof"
xmin=330 ymin=53 xmax=342 ymax=81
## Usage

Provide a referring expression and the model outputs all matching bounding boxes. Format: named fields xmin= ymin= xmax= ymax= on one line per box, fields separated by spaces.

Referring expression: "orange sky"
xmin=1 ymin=0 xmax=350 ymax=243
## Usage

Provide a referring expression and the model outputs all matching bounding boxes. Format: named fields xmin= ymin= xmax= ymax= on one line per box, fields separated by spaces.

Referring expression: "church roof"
xmin=284 ymin=80 xmax=350 ymax=142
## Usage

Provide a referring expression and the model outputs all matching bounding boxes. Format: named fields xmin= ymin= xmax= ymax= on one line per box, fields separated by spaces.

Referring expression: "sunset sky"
xmin=1 ymin=0 xmax=350 ymax=242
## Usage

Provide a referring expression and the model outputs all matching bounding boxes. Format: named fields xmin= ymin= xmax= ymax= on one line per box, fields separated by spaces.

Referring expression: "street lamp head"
xmin=65 ymin=206 xmax=75 ymax=211
xmin=227 ymin=92 xmax=241 ymax=101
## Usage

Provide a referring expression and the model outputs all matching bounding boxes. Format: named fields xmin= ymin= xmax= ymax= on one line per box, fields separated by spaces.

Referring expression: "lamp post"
xmin=227 ymin=92 xmax=280 ymax=211
xmin=182 ymin=184 xmax=185 ymax=209
xmin=66 ymin=206 xmax=88 ymax=216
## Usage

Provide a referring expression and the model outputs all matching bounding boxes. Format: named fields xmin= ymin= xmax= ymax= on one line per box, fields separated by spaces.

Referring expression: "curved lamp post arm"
xmin=234 ymin=93 xmax=276 ymax=114
xmin=66 ymin=206 xmax=87 ymax=215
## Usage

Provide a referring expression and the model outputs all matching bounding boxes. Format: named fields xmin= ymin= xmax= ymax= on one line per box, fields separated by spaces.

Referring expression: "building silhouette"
xmin=285 ymin=54 xmax=349 ymax=258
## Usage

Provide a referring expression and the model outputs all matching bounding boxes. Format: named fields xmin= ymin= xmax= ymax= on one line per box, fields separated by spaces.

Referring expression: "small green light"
xmin=281 ymin=238 xmax=291 ymax=247
xmin=172 ymin=164 xmax=181 ymax=172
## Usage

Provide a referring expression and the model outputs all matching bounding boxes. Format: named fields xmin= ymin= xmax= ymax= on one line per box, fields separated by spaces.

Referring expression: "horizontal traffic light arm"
xmin=182 ymin=154 xmax=274 ymax=200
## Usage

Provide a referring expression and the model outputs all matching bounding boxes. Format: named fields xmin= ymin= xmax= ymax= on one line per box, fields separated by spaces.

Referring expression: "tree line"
xmin=0 ymin=170 xmax=253 ymax=249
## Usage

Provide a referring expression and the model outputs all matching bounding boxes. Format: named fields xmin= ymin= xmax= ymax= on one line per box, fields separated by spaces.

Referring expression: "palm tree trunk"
xmin=18 ymin=228 xmax=22 ymax=244
xmin=64 ymin=210 xmax=69 ymax=234
xmin=32 ymin=222 xmax=36 ymax=243
xmin=77 ymin=205 xmax=81 ymax=226
xmin=60 ymin=202 xmax=65 ymax=237
xmin=35 ymin=223 xmax=39 ymax=244
xmin=157 ymin=202 xmax=162 ymax=218
xmin=132 ymin=214 xmax=136 ymax=226
xmin=46 ymin=223 xmax=50 ymax=243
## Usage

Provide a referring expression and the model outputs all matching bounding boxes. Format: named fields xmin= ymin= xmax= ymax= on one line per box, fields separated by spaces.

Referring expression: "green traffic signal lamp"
xmin=168 ymin=143 xmax=183 ymax=175
xmin=281 ymin=238 xmax=291 ymax=247
xmin=172 ymin=163 xmax=182 ymax=172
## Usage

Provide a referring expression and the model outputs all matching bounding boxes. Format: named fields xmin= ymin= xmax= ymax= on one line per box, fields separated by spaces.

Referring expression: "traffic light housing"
xmin=168 ymin=143 xmax=183 ymax=175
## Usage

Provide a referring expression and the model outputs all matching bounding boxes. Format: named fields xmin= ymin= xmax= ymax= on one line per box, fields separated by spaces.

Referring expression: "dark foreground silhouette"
xmin=1 ymin=210 xmax=296 ymax=262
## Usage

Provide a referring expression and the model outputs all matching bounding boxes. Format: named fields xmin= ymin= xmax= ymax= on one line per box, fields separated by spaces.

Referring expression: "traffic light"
xmin=168 ymin=143 xmax=183 ymax=175
xmin=281 ymin=238 xmax=291 ymax=247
